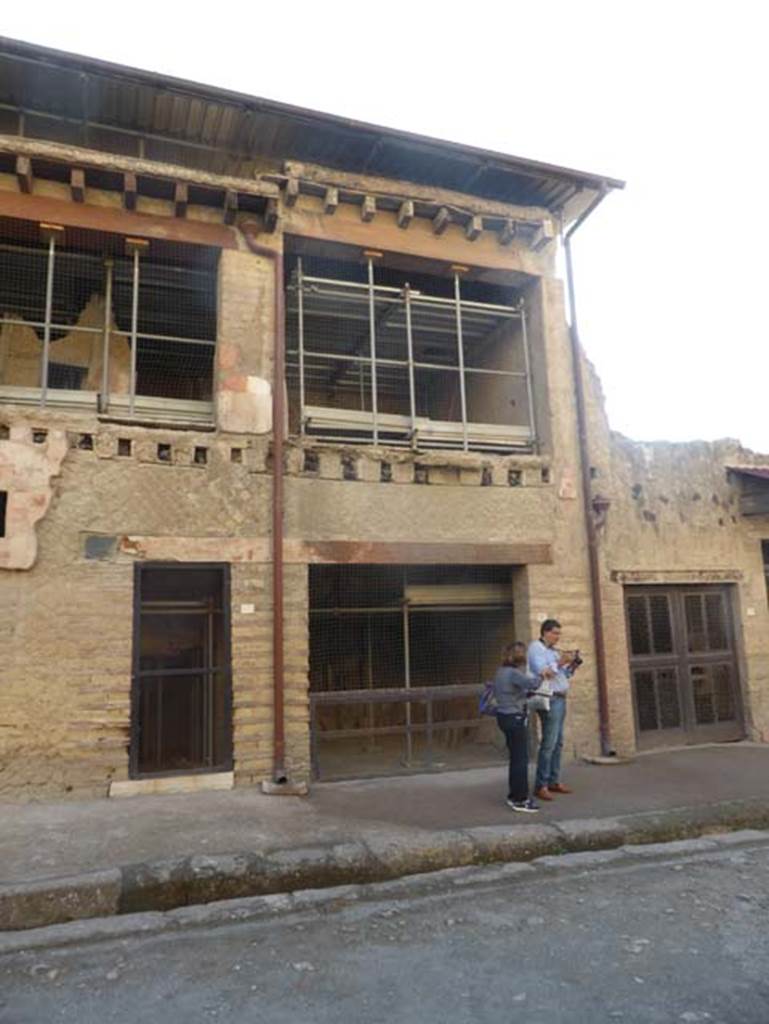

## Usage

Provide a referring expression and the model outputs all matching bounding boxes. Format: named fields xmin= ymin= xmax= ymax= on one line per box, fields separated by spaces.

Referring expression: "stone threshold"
xmin=109 ymin=771 xmax=234 ymax=799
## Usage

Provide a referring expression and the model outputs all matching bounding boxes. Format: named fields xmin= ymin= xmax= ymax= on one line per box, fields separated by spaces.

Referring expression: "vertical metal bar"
xmin=520 ymin=301 xmax=537 ymax=448
xmin=404 ymin=284 xmax=417 ymax=445
xmin=366 ymin=613 xmax=375 ymax=751
xmin=39 ymin=236 xmax=56 ymax=407
xmin=129 ymin=248 xmax=140 ymax=416
xmin=206 ymin=603 xmax=214 ymax=767
xmin=425 ymin=697 xmax=434 ymax=769
xmin=403 ymin=600 xmax=412 ymax=765
xmin=453 ymin=272 xmax=469 ymax=451
xmin=100 ymin=259 xmax=113 ymax=413
xmin=367 ymin=257 xmax=379 ymax=444
xmin=297 ymin=257 xmax=306 ymax=435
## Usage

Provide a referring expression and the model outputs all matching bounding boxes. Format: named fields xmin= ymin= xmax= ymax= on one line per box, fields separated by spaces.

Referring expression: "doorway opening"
xmin=309 ymin=564 xmax=515 ymax=779
xmin=131 ymin=563 xmax=232 ymax=777
xmin=625 ymin=585 xmax=743 ymax=749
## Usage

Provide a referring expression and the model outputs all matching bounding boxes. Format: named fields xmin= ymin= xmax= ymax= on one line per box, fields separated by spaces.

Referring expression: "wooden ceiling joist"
xmin=174 ymin=182 xmax=188 ymax=218
xmin=361 ymin=195 xmax=376 ymax=222
xmin=16 ymin=155 xmax=32 ymax=194
xmin=397 ymin=200 xmax=414 ymax=229
xmin=70 ymin=168 xmax=85 ymax=203
xmin=432 ymin=207 xmax=450 ymax=235
xmin=123 ymin=172 xmax=137 ymax=211
xmin=323 ymin=187 xmax=338 ymax=215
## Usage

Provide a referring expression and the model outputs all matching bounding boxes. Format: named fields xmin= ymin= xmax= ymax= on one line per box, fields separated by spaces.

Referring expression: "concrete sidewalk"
xmin=3 ymin=744 xmax=769 ymax=934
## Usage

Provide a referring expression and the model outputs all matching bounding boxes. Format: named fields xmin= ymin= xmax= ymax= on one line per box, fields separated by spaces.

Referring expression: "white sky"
xmin=4 ymin=1 xmax=767 ymax=451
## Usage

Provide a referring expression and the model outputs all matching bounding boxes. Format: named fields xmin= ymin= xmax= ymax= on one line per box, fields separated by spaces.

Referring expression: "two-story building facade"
xmin=0 ymin=39 xmax=767 ymax=800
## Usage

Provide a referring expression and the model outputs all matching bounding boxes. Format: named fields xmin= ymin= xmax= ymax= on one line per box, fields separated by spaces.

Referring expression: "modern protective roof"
xmin=0 ymin=37 xmax=624 ymax=221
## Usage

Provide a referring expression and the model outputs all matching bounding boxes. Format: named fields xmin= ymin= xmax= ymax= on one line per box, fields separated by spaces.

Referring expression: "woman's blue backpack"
xmin=478 ymin=681 xmax=498 ymax=717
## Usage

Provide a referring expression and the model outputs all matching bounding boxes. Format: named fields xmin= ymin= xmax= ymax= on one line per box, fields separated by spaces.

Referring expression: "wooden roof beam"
xmin=174 ymin=182 xmax=188 ymax=218
xmin=69 ymin=168 xmax=85 ymax=203
xmin=263 ymin=197 xmax=279 ymax=233
xmin=397 ymin=200 xmax=414 ymax=229
xmin=16 ymin=155 xmax=32 ymax=194
xmin=432 ymin=207 xmax=450 ymax=235
xmin=284 ymin=176 xmax=299 ymax=207
xmin=361 ymin=195 xmax=376 ymax=222
xmin=323 ymin=187 xmax=339 ymax=215
xmin=224 ymin=189 xmax=238 ymax=225
xmin=123 ymin=172 xmax=137 ymax=211
xmin=499 ymin=219 xmax=516 ymax=246
xmin=465 ymin=214 xmax=482 ymax=241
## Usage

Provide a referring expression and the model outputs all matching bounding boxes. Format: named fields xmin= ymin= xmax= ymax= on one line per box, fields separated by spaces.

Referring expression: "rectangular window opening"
xmin=0 ymin=216 xmax=218 ymax=423
xmin=285 ymin=243 xmax=536 ymax=453
xmin=0 ymin=491 xmax=6 ymax=537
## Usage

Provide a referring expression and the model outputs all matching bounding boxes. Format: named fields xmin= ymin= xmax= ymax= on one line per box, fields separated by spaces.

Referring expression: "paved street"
xmin=2 ymin=837 xmax=768 ymax=1023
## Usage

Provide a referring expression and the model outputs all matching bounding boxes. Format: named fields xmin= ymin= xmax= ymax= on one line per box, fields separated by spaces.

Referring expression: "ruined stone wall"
xmin=581 ymin=353 xmax=769 ymax=749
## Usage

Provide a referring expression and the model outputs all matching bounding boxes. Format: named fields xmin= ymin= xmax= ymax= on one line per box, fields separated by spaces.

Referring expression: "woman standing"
xmin=494 ymin=642 xmax=538 ymax=813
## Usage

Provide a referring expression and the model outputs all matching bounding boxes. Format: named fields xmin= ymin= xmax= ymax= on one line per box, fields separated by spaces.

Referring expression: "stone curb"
xmin=1 ymin=827 xmax=767 ymax=957
xmin=1 ymin=799 xmax=769 ymax=939
xmin=3 ymin=824 xmax=769 ymax=956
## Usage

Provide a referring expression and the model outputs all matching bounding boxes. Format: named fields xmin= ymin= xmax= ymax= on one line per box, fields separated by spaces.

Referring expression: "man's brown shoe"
xmin=548 ymin=783 xmax=573 ymax=794
xmin=535 ymin=786 xmax=554 ymax=801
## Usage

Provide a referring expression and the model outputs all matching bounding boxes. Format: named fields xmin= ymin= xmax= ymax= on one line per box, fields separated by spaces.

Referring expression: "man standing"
xmin=528 ymin=619 xmax=579 ymax=802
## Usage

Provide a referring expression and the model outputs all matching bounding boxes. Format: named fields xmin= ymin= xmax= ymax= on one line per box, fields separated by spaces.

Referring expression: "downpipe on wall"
xmin=562 ymin=193 xmax=615 ymax=759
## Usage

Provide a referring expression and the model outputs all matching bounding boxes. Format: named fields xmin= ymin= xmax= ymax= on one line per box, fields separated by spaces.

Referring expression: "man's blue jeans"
xmin=535 ymin=696 xmax=566 ymax=791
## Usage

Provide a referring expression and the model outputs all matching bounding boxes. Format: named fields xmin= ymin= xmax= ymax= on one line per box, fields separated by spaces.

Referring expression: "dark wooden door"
xmin=625 ymin=586 xmax=743 ymax=749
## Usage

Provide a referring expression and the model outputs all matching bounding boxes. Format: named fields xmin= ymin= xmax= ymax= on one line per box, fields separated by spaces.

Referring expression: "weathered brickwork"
xmin=0 ymin=133 xmax=767 ymax=802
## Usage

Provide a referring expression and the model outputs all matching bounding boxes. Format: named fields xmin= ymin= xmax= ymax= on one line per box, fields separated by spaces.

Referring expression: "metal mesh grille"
xmin=685 ymin=593 xmax=729 ymax=652
xmin=285 ymin=250 xmax=534 ymax=452
xmin=0 ymin=217 xmax=217 ymax=415
xmin=633 ymin=668 xmax=682 ymax=732
xmin=309 ymin=564 xmax=514 ymax=777
xmin=691 ymin=663 xmax=736 ymax=725
xmin=626 ymin=593 xmax=673 ymax=656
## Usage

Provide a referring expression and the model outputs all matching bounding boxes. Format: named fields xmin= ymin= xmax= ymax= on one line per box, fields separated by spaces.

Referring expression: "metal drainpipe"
xmin=563 ymin=190 xmax=614 ymax=757
xmin=242 ymin=222 xmax=287 ymax=783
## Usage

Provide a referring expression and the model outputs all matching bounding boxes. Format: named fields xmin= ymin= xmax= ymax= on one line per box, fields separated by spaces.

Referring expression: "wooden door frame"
xmin=129 ymin=561 xmax=233 ymax=779
xmin=624 ymin=583 xmax=745 ymax=750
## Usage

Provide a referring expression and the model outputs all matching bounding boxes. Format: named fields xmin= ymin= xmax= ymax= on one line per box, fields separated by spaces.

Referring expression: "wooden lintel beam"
xmin=16 ymin=155 xmax=32 ymax=194
xmin=284 ymin=176 xmax=300 ymax=207
xmin=433 ymin=206 xmax=450 ymax=235
xmin=397 ymin=200 xmax=414 ymax=229
xmin=465 ymin=214 xmax=483 ymax=241
xmin=223 ymin=189 xmax=238 ymax=225
xmin=69 ymin=168 xmax=85 ymax=203
xmin=263 ymin=197 xmax=279 ymax=233
xmin=323 ymin=187 xmax=339 ymax=215
xmin=174 ymin=182 xmax=188 ymax=218
xmin=361 ymin=195 xmax=376 ymax=222
xmin=499 ymin=219 xmax=516 ymax=246
xmin=0 ymin=189 xmax=237 ymax=249
xmin=123 ymin=172 xmax=137 ymax=211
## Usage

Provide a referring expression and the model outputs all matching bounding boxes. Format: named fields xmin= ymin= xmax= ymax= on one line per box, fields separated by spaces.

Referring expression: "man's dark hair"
xmin=540 ymin=618 xmax=561 ymax=638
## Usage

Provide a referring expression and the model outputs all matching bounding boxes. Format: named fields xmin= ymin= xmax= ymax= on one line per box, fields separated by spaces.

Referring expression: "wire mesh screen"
xmin=309 ymin=564 xmax=514 ymax=778
xmin=285 ymin=250 xmax=534 ymax=452
xmin=0 ymin=216 xmax=217 ymax=416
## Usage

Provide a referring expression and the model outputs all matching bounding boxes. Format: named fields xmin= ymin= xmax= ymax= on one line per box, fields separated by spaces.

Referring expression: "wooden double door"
xmin=625 ymin=586 xmax=743 ymax=749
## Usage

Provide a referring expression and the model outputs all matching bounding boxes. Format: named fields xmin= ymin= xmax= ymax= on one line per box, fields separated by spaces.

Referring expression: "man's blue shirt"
xmin=527 ymin=639 xmax=570 ymax=695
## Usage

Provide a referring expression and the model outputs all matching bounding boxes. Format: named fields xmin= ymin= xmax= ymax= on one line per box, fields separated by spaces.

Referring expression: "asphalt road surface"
xmin=2 ymin=838 xmax=769 ymax=1024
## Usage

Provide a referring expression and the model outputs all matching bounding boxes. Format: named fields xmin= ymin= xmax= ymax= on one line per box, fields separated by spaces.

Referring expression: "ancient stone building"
xmin=0 ymin=39 xmax=767 ymax=800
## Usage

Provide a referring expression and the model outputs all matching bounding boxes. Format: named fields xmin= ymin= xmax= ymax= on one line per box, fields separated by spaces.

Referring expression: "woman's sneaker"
xmin=506 ymin=798 xmax=539 ymax=813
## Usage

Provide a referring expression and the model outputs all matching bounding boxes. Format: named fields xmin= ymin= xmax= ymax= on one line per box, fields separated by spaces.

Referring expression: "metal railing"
xmin=309 ymin=682 xmax=491 ymax=779
xmin=0 ymin=228 xmax=216 ymax=423
xmin=286 ymin=256 xmax=536 ymax=452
